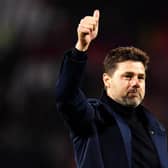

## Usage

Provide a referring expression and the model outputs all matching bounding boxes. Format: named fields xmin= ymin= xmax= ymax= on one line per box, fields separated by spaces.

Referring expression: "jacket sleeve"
xmin=56 ymin=48 xmax=95 ymax=133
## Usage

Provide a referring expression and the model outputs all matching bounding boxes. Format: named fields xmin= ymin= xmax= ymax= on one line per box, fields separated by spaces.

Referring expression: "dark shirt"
xmin=104 ymin=93 xmax=161 ymax=168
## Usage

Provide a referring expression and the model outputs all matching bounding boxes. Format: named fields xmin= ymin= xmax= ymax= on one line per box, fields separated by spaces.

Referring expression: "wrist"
xmin=75 ymin=41 xmax=89 ymax=52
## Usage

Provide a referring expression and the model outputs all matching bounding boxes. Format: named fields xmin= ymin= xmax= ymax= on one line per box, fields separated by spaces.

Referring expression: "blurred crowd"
xmin=0 ymin=0 xmax=168 ymax=167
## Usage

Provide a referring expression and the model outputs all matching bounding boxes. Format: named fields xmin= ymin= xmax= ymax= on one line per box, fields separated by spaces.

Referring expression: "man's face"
xmin=103 ymin=60 xmax=146 ymax=107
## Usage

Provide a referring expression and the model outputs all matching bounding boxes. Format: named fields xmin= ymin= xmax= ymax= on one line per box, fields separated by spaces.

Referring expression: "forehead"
xmin=115 ymin=60 xmax=145 ymax=74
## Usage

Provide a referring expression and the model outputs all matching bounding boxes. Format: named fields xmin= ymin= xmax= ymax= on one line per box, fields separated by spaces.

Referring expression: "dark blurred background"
xmin=0 ymin=0 xmax=168 ymax=167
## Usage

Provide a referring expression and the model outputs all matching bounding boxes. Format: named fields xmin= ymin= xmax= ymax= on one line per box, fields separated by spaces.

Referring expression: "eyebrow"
xmin=123 ymin=72 xmax=146 ymax=77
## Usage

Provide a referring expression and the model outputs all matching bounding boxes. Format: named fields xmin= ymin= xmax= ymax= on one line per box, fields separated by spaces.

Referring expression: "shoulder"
xmin=88 ymin=98 xmax=100 ymax=105
xmin=87 ymin=98 xmax=106 ymax=110
xmin=141 ymin=105 xmax=166 ymax=132
xmin=87 ymin=98 xmax=116 ymax=124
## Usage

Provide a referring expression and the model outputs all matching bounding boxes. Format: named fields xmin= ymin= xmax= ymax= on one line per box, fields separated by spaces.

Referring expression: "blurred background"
xmin=0 ymin=0 xmax=168 ymax=167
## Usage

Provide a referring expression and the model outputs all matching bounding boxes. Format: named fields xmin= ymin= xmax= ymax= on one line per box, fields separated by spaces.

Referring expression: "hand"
xmin=75 ymin=9 xmax=100 ymax=51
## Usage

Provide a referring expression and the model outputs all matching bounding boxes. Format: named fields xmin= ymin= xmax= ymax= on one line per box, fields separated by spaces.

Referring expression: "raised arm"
xmin=56 ymin=10 xmax=100 ymax=133
xmin=56 ymin=10 xmax=100 ymax=102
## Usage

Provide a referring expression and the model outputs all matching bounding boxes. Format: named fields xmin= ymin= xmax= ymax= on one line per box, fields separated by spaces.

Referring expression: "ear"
xmin=103 ymin=73 xmax=111 ymax=89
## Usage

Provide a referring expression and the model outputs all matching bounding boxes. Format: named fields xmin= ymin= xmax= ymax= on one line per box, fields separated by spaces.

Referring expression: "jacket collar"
xmin=99 ymin=90 xmax=166 ymax=135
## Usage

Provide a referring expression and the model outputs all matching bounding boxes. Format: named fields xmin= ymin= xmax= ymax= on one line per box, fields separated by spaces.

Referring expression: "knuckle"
xmin=80 ymin=19 xmax=84 ymax=24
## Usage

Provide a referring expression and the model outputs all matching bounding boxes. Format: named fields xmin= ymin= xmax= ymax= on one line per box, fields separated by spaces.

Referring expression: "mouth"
xmin=127 ymin=90 xmax=139 ymax=97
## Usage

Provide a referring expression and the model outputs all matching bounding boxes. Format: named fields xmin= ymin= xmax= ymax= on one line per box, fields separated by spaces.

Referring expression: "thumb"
xmin=93 ymin=9 xmax=100 ymax=21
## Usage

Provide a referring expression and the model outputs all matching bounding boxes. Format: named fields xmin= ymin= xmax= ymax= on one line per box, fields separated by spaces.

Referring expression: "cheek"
xmin=109 ymin=78 xmax=129 ymax=94
xmin=114 ymin=81 xmax=129 ymax=93
xmin=141 ymin=83 xmax=145 ymax=91
xmin=142 ymin=85 xmax=145 ymax=94
xmin=120 ymin=81 xmax=130 ymax=90
xmin=139 ymin=83 xmax=145 ymax=96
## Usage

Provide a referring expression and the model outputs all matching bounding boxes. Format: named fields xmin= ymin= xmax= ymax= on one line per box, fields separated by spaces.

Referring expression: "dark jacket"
xmin=56 ymin=48 xmax=168 ymax=168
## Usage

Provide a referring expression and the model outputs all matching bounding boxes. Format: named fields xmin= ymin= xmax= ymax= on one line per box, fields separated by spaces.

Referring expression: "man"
xmin=56 ymin=9 xmax=168 ymax=168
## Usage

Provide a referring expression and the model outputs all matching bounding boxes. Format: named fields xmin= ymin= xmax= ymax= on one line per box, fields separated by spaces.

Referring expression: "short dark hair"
xmin=103 ymin=46 xmax=150 ymax=74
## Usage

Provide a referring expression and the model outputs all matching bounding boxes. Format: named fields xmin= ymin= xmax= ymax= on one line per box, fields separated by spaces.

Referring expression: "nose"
xmin=130 ymin=77 xmax=140 ymax=87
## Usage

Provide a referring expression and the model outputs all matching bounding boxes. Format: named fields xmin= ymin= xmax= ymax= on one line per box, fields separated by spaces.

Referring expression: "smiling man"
xmin=56 ymin=10 xmax=168 ymax=168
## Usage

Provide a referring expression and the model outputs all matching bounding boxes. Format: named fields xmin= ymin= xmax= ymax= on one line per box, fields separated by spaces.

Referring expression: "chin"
xmin=127 ymin=103 xmax=139 ymax=108
xmin=127 ymin=100 xmax=141 ymax=107
xmin=123 ymin=98 xmax=142 ymax=107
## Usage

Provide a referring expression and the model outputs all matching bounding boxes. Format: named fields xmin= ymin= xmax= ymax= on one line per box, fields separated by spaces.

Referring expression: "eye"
xmin=125 ymin=74 xmax=132 ymax=78
xmin=138 ymin=76 xmax=145 ymax=80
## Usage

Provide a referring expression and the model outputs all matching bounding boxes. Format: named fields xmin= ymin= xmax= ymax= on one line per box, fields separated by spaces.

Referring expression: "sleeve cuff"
xmin=70 ymin=48 xmax=88 ymax=61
